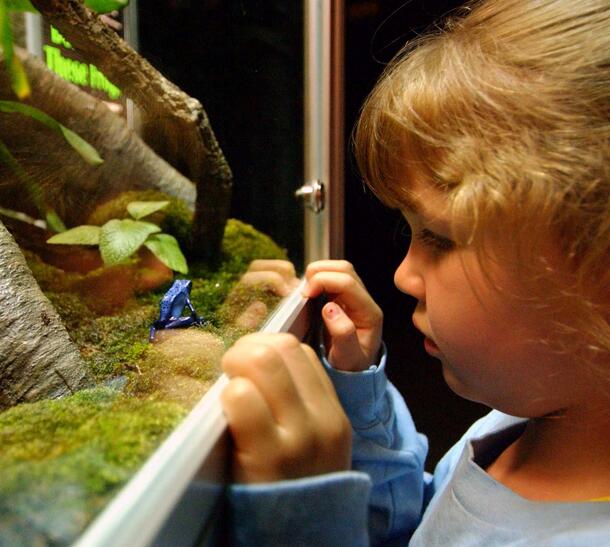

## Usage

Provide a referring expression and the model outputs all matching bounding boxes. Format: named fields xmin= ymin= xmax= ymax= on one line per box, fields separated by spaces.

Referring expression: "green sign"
xmin=43 ymin=25 xmax=123 ymax=106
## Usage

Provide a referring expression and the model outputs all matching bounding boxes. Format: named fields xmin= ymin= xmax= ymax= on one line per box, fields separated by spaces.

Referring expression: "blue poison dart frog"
xmin=149 ymin=279 xmax=204 ymax=342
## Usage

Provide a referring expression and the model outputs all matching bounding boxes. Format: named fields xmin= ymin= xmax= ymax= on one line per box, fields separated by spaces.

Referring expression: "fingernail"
xmin=324 ymin=302 xmax=341 ymax=320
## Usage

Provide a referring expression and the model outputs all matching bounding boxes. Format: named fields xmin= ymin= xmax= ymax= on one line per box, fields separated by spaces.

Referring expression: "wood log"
xmin=0 ymin=51 xmax=196 ymax=225
xmin=0 ymin=220 xmax=89 ymax=410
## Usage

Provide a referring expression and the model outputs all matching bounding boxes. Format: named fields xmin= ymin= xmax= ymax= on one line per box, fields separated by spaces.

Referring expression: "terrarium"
xmin=0 ymin=1 xmax=343 ymax=545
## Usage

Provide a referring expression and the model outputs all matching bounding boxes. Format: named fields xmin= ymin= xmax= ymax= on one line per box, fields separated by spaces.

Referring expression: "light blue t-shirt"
xmin=228 ymin=351 xmax=610 ymax=545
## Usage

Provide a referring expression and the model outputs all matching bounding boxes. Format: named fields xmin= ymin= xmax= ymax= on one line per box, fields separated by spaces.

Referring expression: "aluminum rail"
xmin=75 ymin=280 xmax=309 ymax=547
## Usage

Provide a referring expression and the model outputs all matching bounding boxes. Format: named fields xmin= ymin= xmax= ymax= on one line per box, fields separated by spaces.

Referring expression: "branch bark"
xmin=0 ymin=220 xmax=89 ymax=410
xmin=30 ymin=0 xmax=233 ymax=263
xmin=0 ymin=51 xmax=196 ymax=227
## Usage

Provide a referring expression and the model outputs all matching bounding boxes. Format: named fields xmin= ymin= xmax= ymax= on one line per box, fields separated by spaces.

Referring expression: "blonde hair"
xmin=354 ymin=0 xmax=609 ymax=372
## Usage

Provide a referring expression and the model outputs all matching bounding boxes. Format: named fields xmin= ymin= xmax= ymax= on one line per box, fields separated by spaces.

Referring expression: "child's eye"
xmin=414 ymin=228 xmax=455 ymax=255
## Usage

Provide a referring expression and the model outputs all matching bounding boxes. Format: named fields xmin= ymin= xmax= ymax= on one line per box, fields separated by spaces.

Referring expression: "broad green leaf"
xmin=99 ymin=219 xmax=160 ymax=265
xmin=0 ymin=0 xmax=31 ymax=98
xmin=0 ymin=101 xmax=103 ymax=165
xmin=127 ymin=200 xmax=169 ymax=220
xmin=84 ymin=0 xmax=129 ymax=13
xmin=45 ymin=209 xmax=66 ymax=233
xmin=47 ymin=225 xmax=101 ymax=245
xmin=144 ymin=233 xmax=188 ymax=274
xmin=5 ymin=1 xmax=36 ymax=12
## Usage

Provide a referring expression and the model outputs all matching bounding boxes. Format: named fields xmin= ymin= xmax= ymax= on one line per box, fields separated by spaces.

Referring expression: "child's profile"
xmin=220 ymin=0 xmax=610 ymax=544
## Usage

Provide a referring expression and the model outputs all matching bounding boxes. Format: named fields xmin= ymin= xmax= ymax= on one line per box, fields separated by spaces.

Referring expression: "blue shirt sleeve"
xmin=228 ymin=472 xmax=372 ymax=546
xmin=323 ymin=346 xmax=429 ymax=544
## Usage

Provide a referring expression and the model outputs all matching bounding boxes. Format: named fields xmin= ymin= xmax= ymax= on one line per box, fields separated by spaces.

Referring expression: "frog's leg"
xmin=163 ymin=316 xmax=200 ymax=330
xmin=184 ymin=296 xmax=204 ymax=325
xmin=184 ymin=296 xmax=197 ymax=315
xmin=149 ymin=319 xmax=168 ymax=342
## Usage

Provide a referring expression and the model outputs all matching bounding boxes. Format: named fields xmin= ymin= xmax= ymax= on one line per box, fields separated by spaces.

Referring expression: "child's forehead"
xmin=399 ymin=179 xmax=452 ymax=224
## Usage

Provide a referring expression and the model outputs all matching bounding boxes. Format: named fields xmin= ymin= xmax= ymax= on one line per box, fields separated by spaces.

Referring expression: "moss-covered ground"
xmin=0 ymin=203 xmax=288 ymax=546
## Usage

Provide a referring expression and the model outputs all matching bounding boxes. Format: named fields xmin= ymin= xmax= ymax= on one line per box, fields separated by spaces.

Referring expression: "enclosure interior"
xmin=0 ymin=2 xmax=308 ymax=545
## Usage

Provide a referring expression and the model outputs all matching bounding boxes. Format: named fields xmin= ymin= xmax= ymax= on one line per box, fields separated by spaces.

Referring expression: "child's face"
xmin=393 ymin=180 xmax=584 ymax=418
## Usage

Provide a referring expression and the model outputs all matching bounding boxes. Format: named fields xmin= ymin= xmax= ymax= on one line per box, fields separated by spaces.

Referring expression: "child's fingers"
xmin=221 ymin=376 xmax=286 ymax=483
xmin=221 ymin=376 xmax=277 ymax=455
xmin=221 ymin=333 xmax=352 ymax=482
xmin=222 ymin=333 xmax=343 ymax=427
xmin=304 ymin=271 xmax=382 ymax=323
xmin=305 ymin=260 xmax=364 ymax=286
xmin=238 ymin=270 xmax=291 ymax=296
xmin=322 ymin=301 xmax=370 ymax=371
xmin=272 ymin=334 xmax=342 ymax=410
xmin=222 ymin=334 xmax=306 ymax=427
xmin=299 ymin=342 xmax=340 ymax=399
xmin=235 ymin=333 xmax=335 ymax=413
xmin=247 ymin=259 xmax=297 ymax=283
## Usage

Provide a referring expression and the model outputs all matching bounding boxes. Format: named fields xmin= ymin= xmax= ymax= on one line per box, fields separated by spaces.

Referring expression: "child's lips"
xmin=412 ymin=316 xmax=441 ymax=356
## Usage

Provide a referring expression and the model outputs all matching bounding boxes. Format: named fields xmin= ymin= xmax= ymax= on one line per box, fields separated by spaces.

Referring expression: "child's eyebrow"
xmin=402 ymin=198 xmax=449 ymax=228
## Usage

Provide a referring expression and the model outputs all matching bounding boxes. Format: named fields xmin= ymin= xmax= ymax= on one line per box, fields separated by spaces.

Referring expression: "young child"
xmin=220 ymin=0 xmax=610 ymax=544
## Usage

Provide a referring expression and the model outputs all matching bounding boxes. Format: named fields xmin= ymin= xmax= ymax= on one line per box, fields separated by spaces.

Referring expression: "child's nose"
xmin=394 ymin=247 xmax=425 ymax=301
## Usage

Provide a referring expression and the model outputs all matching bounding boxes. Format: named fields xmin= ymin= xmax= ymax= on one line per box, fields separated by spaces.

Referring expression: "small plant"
xmin=47 ymin=200 xmax=188 ymax=273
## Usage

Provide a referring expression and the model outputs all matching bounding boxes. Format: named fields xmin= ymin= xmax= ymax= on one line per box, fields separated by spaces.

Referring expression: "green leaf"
xmin=0 ymin=101 xmax=103 ymax=165
xmin=0 ymin=0 xmax=31 ymax=98
xmin=5 ymin=1 xmax=36 ymax=12
xmin=99 ymin=219 xmax=160 ymax=265
xmin=84 ymin=0 xmax=129 ymax=13
xmin=45 ymin=209 xmax=67 ymax=233
xmin=0 ymin=205 xmax=45 ymax=228
xmin=59 ymin=126 xmax=103 ymax=165
xmin=47 ymin=225 xmax=101 ymax=245
xmin=127 ymin=200 xmax=169 ymax=220
xmin=144 ymin=233 xmax=188 ymax=274
xmin=8 ymin=55 xmax=30 ymax=99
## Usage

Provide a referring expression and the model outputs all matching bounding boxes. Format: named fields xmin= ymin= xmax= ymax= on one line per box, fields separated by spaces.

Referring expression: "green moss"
xmin=217 ymin=283 xmax=282 ymax=327
xmin=45 ymin=292 xmax=93 ymax=332
xmin=0 ymin=388 xmax=186 ymax=545
xmin=220 ymin=218 xmax=288 ymax=276
xmin=124 ymin=332 xmax=223 ymax=407
xmin=23 ymin=250 xmax=77 ymax=293
xmin=76 ymin=306 xmax=157 ymax=379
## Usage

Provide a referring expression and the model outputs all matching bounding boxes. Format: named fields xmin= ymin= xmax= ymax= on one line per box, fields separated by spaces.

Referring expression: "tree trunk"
xmin=0 ymin=220 xmax=89 ymax=410
xmin=30 ymin=0 xmax=233 ymax=264
xmin=0 ymin=51 xmax=196 ymax=227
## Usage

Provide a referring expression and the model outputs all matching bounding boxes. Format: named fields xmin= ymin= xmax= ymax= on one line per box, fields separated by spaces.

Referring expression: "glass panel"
xmin=0 ymin=2 xmax=308 ymax=544
xmin=138 ymin=1 xmax=305 ymax=269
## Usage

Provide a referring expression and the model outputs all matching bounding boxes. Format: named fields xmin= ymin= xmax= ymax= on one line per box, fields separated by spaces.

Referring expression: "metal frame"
xmin=303 ymin=0 xmax=345 ymax=262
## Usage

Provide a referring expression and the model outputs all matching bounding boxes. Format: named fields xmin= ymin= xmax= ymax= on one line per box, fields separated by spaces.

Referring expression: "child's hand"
xmin=304 ymin=260 xmax=383 ymax=372
xmin=238 ymin=259 xmax=301 ymax=297
xmin=220 ymin=333 xmax=352 ymax=483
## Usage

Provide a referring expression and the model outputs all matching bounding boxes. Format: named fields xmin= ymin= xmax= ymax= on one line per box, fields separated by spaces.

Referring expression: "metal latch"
xmin=295 ymin=180 xmax=325 ymax=213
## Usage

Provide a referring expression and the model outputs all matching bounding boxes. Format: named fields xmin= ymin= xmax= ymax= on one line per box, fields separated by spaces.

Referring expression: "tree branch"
xmin=30 ymin=0 xmax=233 ymax=262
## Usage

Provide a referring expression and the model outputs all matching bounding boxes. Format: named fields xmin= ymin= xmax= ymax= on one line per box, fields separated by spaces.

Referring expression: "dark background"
xmin=138 ymin=0 xmax=487 ymax=468
xmin=343 ymin=1 xmax=487 ymax=467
